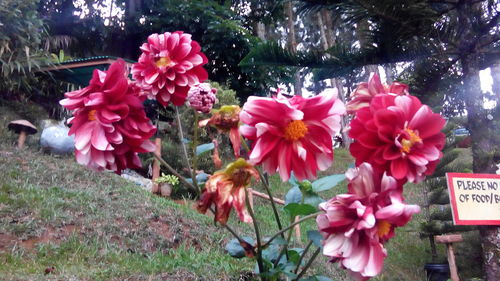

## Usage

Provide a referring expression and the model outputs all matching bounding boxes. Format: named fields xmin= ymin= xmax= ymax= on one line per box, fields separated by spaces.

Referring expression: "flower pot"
xmin=159 ymin=183 xmax=172 ymax=197
xmin=424 ymin=263 xmax=450 ymax=281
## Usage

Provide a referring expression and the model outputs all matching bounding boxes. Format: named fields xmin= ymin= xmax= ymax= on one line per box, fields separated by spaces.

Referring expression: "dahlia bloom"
xmin=349 ymin=94 xmax=445 ymax=183
xmin=199 ymin=105 xmax=242 ymax=157
xmin=240 ymin=92 xmax=345 ymax=182
xmin=131 ymin=31 xmax=209 ymax=106
xmin=187 ymin=83 xmax=217 ymax=113
xmin=60 ymin=59 xmax=156 ymax=173
xmin=346 ymin=73 xmax=408 ymax=114
xmin=317 ymin=163 xmax=420 ymax=279
xmin=196 ymin=158 xmax=259 ymax=224
xmin=212 ymin=139 xmax=223 ymax=169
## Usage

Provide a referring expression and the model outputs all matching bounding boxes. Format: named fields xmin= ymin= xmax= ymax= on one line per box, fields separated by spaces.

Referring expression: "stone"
xmin=40 ymin=122 xmax=75 ymax=154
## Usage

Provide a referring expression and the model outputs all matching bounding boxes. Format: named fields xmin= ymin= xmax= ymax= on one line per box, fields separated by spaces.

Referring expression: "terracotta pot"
xmin=159 ymin=183 xmax=172 ymax=197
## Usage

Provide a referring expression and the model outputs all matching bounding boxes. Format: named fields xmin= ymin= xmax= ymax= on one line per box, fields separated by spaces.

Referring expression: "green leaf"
xmin=225 ymin=237 xmax=254 ymax=258
xmin=196 ymin=142 xmax=215 ymax=155
xmin=285 ymin=186 xmax=302 ymax=205
xmin=262 ymin=244 xmax=280 ymax=263
xmin=288 ymin=172 xmax=299 ymax=186
xmin=287 ymin=248 xmax=304 ymax=265
xmin=268 ymin=236 xmax=287 ymax=246
xmin=284 ymin=203 xmax=316 ymax=218
xmin=307 ymin=230 xmax=323 ymax=248
xmin=303 ymin=194 xmax=324 ymax=209
xmin=312 ymin=174 xmax=345 ymax=192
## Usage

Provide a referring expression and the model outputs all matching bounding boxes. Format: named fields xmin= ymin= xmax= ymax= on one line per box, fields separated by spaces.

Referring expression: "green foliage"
xmin=284 ymin=203 xmax=316 ymax=218
xmin=0 ymin=0 xmax=51 ymax=95
xmin=155 ymin=173 xmax=180 ymax=187
xmin=211 ymin=81 xmax=240 ymax=106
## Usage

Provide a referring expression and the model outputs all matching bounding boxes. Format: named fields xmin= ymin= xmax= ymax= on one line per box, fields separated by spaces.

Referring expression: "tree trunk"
xmin=285 ymin=2 xmax=302 ymax=96
xmin=462 ymin=58 xmax=500 ymax=281
xmin=384 ymin=64 xmax=395 ymax=84
xmin=356 ymin=20 xmax=379 ymax=78
xmin=492 ymin=63 xmax=500 ymax=97
xmin=317 ymin=10 xmax=351 ymax=147
xmin=457 ymin=1 xmax=500 ymax=278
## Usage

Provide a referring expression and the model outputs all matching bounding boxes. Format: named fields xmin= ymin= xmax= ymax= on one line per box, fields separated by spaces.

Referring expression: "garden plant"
xmin=59 ymin=31 xmax=446 ymax=281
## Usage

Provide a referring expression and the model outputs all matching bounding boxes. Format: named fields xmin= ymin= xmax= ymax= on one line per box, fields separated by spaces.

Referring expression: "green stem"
xmin=175 ymin=107 xmax=199 ymax=194
xmin=263 ymin=212 xmax=320 ymax=249
xmin=293 ymin=240 xmax=313 ymax=274
xmin=191 ymin=111 xmax=199 ymax=188
xmin=273 ymin=218 xmax=294 ymax=268
xmin=207 ymin=206 xmax=246 ymax=245
xmin=245 ymin=188 xmax=265 ymax=280
xmin=293 ymin=247 xmax=321 ymax=281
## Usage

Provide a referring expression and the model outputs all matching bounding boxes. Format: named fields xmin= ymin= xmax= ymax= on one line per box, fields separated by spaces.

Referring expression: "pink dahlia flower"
xmin=187 ymin=83 xmax=217 ymax=113
xmin=131 ymin=31 xmax=209 ymax=106
xmin=60 ymin=59 xmax=156 ymax=173
xmin=349 ymin=94 xmax=445 ymax=183
xmin=317 ymin=163 xmax=420 ymax=279
xmin=346 ymin=73 xmax=408 ymax=114
xmin=197 ymin=158 xmax=259 ymax=224
xmin=240 ymin=92 xmax=345 ymax=182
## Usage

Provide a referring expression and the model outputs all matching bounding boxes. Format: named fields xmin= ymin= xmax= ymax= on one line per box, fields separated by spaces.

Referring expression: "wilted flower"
xmin=199 ymin=105 xmax=242 ymax=157
xmin=240 ymin=92 xmax=345 ymax=182
xmin=131 ymin=31 xmax=208 ymax=106
xmin=60 ymin=59 xmax=156 ymax=173
xmin=317 ymin=163 xmax=420 ymax=279
xmin=346 ymin=73 xmax=408 ymax=114
xmin=212 ymin=139 xmax=223 ymax=169
xmin=196 ymin=158 xmax=259 ymax=224
xmin=349 ymin=94 xmax=445 ymax=183
xmin=187 ymin=83 xmax=217 ymax=113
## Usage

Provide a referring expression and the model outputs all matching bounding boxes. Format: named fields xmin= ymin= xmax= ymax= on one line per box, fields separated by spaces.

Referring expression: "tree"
xmin=241 ymin=1 xmax=499 ymax=279
xmin=0 ymin=0 xmax=50 ymax=97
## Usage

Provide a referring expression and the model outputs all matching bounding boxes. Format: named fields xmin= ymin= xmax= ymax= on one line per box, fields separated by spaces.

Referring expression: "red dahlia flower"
xmin=349 ymin=94 xmax=445 ymax=183
xmin=60 ymin=59 xmax=156 ymax=173
xmin=131 ymin=31 xmax=209 ymax=106
xmin=197 ymin=158 xmax=259 ymax=224
xmin=240 ymin=93 xmax=345 ymax=182
xmin=346 ymin=73 xmax=408 ymax=114
xmin=199 ymin=105 xmax=242 ymax=158
xmin=317 ymin=163 xmax=420 ymax=279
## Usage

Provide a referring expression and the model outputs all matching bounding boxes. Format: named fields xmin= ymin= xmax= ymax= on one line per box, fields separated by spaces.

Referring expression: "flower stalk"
xmin=175 ymin=107 xmax=199 ymax=193
xmin=293 ymin=247 xmax=321 ymax=281
xmin=245 ymin=188 xmax=265 ymax=279
xmin=263 ymin=212 xmax=320 ymax=249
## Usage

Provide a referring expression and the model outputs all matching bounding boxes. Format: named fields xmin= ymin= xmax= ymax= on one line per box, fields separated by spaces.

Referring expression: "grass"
xmin=0 ymin=134 xmax=250 ymax=280
xmin=0 ymin=99 xmax=465 ymax=281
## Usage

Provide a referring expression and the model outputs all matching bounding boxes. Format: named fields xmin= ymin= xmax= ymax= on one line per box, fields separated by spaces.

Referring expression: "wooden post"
xmin=151 ymin=137 xmax=161 ymax=194
xmin=435 ymin=234 xmax=463 ymax=281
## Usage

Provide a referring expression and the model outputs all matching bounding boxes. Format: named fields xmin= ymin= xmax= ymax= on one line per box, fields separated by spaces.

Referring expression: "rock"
xmin=40 ymin=123 xmax=75 ymax=154
xmin=121 ymin=169 xmax=153 ymax=192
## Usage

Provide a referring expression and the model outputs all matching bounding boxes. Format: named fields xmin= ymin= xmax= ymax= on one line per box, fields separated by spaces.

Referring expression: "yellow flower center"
xmin=400 ymin=128 xmax=422 ymax=153
xmin=283 ymin=120 xmax=308 ymax=141
xmin=224 ymin=158 xmax=253 ymax=187
xmin=88 ymin=110 xmax=97 ymax=121
xmin=155 ymin=56 xmax=173 ymax=68
xmin=376 ymin=220 xmax=392 ymax=238
xmin=213 ymin=105 xmax=241 ymax=131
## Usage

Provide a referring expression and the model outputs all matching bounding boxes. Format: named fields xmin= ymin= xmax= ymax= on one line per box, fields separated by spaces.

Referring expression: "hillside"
xmin=0 ymin=103 xmax=248 ymax=280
